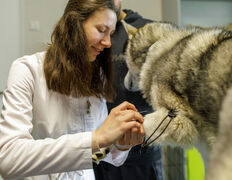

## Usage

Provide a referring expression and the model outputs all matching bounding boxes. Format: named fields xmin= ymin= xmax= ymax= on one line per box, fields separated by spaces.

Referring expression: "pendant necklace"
xmin=86 ymin=99 xmax=91 ymax=114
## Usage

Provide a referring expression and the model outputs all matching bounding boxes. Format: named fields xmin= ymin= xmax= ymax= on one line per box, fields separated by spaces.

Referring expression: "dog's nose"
xmin=129 ymin=80 xmax=133 ymax=90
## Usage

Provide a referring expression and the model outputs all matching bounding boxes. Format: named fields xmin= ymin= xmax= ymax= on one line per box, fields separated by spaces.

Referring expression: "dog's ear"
xmin=121 ymin=20 xmax=138 ymax=40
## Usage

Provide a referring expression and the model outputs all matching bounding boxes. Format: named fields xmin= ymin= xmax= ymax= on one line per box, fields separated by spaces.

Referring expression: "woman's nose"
xmin=101 ymin=35 xmax=111 ymax=48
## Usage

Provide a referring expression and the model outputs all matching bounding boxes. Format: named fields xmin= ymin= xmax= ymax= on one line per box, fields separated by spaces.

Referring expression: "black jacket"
xmin=107 ymin=9 xmax=153 ymax=115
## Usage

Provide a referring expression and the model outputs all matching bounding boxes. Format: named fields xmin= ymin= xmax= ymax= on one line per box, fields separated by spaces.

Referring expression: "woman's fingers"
xmin=124 ymin=130 xmax=131 ymax=145
xmin=130 ymin=125 xmax=144 ymax=145
xmin=110 ymin=101 xmax=143 ymax=124
xmin=117 ymin=123 xmax=144 ymax=146
xmin=131 ymin=127 xmax=139 ymax=145
xmin=120 ymin=109 xmax=144 ymax=124
xmin=138 ymin=125 xmax=145 ymax=144
xmin=114 ymin=101 xmax=137 ymax=111
xmin=95 ymin=102 xmax=145 ymax=148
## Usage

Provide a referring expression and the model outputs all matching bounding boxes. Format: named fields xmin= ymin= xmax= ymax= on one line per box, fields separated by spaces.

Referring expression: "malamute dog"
xmin=123 ymin=21 xmax=232 ymax=180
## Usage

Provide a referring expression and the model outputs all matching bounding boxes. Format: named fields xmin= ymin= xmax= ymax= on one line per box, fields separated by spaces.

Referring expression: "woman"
xmin=0 ymin=0 xmax=144 ymax=179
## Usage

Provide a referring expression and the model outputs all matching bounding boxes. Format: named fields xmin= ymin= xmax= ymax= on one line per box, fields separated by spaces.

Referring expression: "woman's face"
xmin=83 ymin=8 xmax=117 ymax=62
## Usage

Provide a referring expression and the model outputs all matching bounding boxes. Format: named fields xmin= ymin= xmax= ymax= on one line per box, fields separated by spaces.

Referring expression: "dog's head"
xmin=122 ymin=20 xmax=177 ymax=92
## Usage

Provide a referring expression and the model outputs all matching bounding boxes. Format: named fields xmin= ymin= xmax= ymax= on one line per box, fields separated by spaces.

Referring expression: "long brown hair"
xmin=44 ymin=0 xmax=116 ymax=101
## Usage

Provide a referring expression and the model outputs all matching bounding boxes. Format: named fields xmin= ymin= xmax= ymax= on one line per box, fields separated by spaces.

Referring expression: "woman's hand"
xmin=115 ymin=124 xmax=144 ymax=150
xmin=93 ymin=101 xmax=144 ymax=151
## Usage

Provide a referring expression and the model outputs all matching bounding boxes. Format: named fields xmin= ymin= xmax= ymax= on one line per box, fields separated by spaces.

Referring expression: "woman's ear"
xmin=121 ymin=20 xmax=138 ymax=40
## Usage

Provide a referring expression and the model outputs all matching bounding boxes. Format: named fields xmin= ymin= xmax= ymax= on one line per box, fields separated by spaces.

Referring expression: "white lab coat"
xmin=0 ymin=52 xmax=129 ymax=180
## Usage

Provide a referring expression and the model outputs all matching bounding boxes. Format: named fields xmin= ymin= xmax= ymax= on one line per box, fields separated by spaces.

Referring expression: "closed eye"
xmin=97 ymin=26 xmax=106 ymax=33
xmin=98 ymin=29 xmax=105 ymax=33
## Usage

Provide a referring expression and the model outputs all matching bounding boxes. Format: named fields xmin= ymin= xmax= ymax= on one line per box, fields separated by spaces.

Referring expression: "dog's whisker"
xmin=138 ymin=110 xmax=148 ymax=114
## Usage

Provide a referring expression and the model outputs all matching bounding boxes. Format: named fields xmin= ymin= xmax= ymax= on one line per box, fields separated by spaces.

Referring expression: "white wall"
xmin=0 ymin=0 xmax=23 ymax=92
xmin=181 ymin=0 xmax=232 ymax=27
xmin=122 ymin=0 xmax=162 ymax=21
xmin=24 ymin=0 xmax=67 ymax=55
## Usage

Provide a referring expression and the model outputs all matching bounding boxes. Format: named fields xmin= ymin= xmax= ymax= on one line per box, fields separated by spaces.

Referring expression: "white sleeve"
xmin=104 ymin=146 xmax=130 ymax=167
xmin=0 ymin=60 xmax=93 ymax=179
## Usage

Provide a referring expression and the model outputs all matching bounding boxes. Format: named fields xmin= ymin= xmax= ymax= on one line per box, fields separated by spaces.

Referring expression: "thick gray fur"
xmin=123 ymin=21 xmax=232 ymax=179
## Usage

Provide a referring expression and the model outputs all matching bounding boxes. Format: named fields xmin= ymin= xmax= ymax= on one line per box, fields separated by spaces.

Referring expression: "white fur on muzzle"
xmin=124 ymin=71 xmax=140 ymax=92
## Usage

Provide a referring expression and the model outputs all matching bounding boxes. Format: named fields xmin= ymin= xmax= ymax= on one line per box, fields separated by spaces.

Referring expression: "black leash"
xmin=140 ymin=109 xmax=176 ymax=153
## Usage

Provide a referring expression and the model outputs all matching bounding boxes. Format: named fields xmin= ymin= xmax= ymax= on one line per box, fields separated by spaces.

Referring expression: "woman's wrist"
xmin=92 ymin=131 xmax=100 ymax=153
